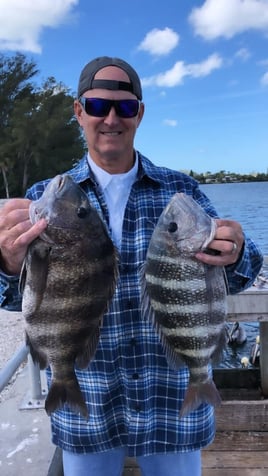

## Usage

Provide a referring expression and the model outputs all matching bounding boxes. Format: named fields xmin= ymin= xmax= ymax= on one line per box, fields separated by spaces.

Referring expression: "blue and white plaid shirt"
xmin=0 ymin=153 xmax=263 ymax=456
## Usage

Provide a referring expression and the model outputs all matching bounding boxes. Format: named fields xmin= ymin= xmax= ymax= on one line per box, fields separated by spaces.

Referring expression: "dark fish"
xmin=20 ymin=175 xmax=118 ymax=419
xmin=142 ymin=192 xmax=227 ymax=418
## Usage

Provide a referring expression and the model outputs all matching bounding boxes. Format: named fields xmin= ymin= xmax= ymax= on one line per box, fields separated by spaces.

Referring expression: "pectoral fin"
xmin=20 ymin=239 xmax=51 ymax=311
xmin=75 ymin=324 xmax=101 ymax=369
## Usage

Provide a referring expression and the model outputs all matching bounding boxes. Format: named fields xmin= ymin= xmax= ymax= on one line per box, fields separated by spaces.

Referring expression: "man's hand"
xmin=195 ymin=219 xmax=244 ymax=267
xmin=0 ymin=199 xmax=47 ymax=275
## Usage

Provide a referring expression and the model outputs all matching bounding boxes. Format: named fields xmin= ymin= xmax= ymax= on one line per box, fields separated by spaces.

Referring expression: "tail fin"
xmin=45 ymin=375 xmax=88 ymax=420
xmin=179 ymin=379 xmax=221 ymax=418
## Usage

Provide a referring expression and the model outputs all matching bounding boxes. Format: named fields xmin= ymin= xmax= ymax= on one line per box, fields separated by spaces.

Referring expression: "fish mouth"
xmin=29 ymin=201 xmax=39 ymax=224
xmin=57 ymin=175 xmax=68 ymax=191
xmin=53 ymin=175 xmax=67 ymax=196
xmin=29 ymin=175 xmax=67 ymax=224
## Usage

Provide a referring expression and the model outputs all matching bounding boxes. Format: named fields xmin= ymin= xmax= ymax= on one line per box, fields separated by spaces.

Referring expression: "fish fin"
xmin=19 ymin=260 xmax=27 ymax=294
xmin=26 ymin=332 xmax=48 ymax=369
xmin=29 ymin=242 xmax=51 ymax=294
xmin=211 ymin=326 xmax=228 ymax=364
xmin=139 ymin=263 xmax=153 ymax=320
xmin=161 ymin=338 xmax=185 ymax=370
xmin=75 ymin=325 xmax=101 ymax=369
xmin=140 ymin=263 xmax=162 ymax=333
xmin=45 ymin=375 xmax=88 ymax=420
xmin=20 ymin=240 xmax=51 ymax=310
xmin=179 ymin=379 xmax=221 ymax=418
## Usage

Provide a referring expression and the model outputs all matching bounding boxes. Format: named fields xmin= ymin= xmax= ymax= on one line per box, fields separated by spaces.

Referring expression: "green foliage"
xmin=0 ymin=53 xmax=86 ymax=197
xmin=192 ymin=170 xmax=268 ymax=184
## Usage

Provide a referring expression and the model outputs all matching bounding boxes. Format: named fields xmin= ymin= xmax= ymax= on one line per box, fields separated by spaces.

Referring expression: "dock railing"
xmin=0 ymin=345 xmax=47 ymax=406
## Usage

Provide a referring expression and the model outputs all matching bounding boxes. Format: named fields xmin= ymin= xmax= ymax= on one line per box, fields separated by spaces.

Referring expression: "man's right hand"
xmin=0 ymin=199 xmax=47 ymax=275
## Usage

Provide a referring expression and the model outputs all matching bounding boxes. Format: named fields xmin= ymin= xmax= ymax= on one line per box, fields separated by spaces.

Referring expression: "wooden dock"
xmin=123 ymin=389 xmax=268 ymax=475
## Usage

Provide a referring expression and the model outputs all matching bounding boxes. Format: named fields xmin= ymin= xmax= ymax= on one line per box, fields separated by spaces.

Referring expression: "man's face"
xmin=74 ymin=66 xmax=144 ymax=173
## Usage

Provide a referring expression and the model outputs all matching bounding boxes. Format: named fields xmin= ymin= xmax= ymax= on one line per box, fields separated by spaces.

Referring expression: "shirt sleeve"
xmin=0 ymin=271 xmax=21 ymax=311
xmin=225 ymin=235 xmax=263 ymax=294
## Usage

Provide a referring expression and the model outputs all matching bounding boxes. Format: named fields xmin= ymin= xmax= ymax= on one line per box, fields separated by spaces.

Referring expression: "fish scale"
xmin=143 ymin=192 xmax=227 ymax=418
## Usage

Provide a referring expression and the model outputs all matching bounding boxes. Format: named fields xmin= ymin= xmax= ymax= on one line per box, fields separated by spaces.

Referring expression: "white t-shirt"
xmin=87 ymin=153 xmax=138 ymax=249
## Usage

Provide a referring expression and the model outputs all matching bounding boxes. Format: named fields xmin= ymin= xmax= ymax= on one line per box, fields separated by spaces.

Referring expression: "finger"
xmin=14 ymin=219 xmax=47 ymax=248
xmin=206 ymin=239 xmax=237 ymax=256
xmin=216 ymin=218 xmax=240 ymax=228
xmin=0 ymin=200 xmax=32 ymax=233
xmin=0 ymin=219 xmax=47 ymax=275
xmin=1 ymin=198 xmax=31 ymax=211
xmin=195 ymin=250 xmax=238 ymax=267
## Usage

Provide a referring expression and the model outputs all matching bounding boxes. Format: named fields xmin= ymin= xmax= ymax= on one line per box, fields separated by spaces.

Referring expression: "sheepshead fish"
xmin=20 ymin=175 xmax=118 ymax=419
xmin=143 ymin=192 xmax=227 ymax=418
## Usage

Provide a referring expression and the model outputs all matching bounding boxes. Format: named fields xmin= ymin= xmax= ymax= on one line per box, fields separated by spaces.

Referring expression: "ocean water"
xmin=200 ymin=181 xmax=268 ymax=369
xmin=200 ymin=181 xmax=268 ymax=256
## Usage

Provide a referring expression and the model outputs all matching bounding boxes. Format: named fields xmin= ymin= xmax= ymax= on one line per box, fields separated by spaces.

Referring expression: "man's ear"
xmin=74 ymin=99 xmax=84 ymax=126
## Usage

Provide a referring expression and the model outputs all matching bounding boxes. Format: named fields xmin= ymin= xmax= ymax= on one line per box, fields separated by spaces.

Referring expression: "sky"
xmin=0 ymin=0 xmax=268 ymax=174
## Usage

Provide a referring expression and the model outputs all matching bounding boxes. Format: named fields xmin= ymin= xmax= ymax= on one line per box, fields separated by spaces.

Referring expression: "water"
xmin=200 ymin=181 xmax=268 ymax=256
xmin=200 ymin=182 xmax=268 ymax=369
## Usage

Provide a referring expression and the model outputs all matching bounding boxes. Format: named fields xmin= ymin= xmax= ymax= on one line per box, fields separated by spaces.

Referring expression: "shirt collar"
xmin=87 ymin=152 xmax=139 ymax=191
xmin=65 ymin=152 xmax=162 ymax=187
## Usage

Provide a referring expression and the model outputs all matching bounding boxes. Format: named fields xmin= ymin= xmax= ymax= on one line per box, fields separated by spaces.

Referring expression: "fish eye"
xmin=168 ymin=222 xmax=178 ymax=233
xmin=77 ymin=206 xmax=88 ymax=218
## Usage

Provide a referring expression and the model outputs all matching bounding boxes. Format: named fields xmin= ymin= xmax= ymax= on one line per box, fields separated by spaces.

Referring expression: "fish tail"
xmin=45 ymin=375 xmax=88 ymax=420
xmin=179 ymin=379 xmax=221 ymax=418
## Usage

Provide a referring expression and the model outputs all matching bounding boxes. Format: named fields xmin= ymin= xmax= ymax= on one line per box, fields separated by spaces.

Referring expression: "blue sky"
xmin=0 ymin=0 xmax=268 ymax=174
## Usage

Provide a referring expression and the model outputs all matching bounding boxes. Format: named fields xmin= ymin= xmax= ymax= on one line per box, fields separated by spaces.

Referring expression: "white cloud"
xmin=261 ymin=71 xmax=268 ymax=85
xmin=163 ymin=119 xmax=178 ymax=127
xmin=187 ymin=53 xmax=223 ymax=77
xmin=138 ymin=27 xmax=179 ymax=56
xmin=235 ymin=47 xmax=251 ymax=61
xmin=258 ymin=58 xmax=268 ymax=67
xmin=189 ymin=0 xmax=268 ymax=40
xmin=141 ymin=53 xmax=223 ymax=88
xmin=142 ymin=61 xmax=187 ymax=87
xmin=0 ymin=0 xmax=78 ymax=53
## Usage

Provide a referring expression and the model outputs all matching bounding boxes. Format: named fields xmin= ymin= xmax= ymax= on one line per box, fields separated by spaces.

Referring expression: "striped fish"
xmin=20 ymin=175 xmax=118 ymax=419
xmin=143 ymin=192 xmax=227 ymax=418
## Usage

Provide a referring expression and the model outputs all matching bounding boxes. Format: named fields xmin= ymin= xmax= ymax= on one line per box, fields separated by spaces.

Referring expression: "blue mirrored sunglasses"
xmin=79 ymin=97 xmax=140 ymax=118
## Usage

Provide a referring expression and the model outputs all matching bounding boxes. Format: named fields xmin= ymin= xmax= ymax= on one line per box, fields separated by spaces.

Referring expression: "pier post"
xmin=260 ymin=321 xmax=268 ymax=396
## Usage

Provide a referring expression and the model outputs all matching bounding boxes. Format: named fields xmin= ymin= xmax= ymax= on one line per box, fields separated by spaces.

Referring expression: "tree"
xmin=0 ymin=53 xmax=85 ymax=197
xmin=0 ymin=52 xmax=38 ymax=196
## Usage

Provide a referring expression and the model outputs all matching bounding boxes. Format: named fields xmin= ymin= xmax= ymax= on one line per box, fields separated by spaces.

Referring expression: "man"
xmin=0 ymin=56 xmax=263 ymax=476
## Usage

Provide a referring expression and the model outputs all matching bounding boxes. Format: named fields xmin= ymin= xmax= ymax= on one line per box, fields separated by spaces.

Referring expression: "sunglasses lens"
xmin=80 ymin=98 xmax=140 ymax=118
xmin=83 ymin=98 xmax=110 ymax=117
xmin=116 ymin=100 xmax=140 ymax=118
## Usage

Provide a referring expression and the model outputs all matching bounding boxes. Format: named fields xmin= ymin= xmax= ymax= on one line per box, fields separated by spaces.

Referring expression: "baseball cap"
xmin=77 ymin=56 xmax=142 ymax=100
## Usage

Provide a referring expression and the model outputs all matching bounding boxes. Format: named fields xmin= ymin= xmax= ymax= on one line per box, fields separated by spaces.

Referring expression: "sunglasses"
xmin=79 ymin=97 xmax=140 ymax=118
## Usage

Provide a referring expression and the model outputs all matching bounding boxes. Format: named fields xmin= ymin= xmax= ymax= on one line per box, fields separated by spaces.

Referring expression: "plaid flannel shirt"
xmin=0 ymin=153 xmax=263 ymax=456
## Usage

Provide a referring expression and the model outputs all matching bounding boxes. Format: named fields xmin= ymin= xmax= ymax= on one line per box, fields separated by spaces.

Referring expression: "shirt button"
xmin=132 ymin=373 xmax=139 ymax=380
xmin=135 ymin=404 xmax=142 ymax=412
